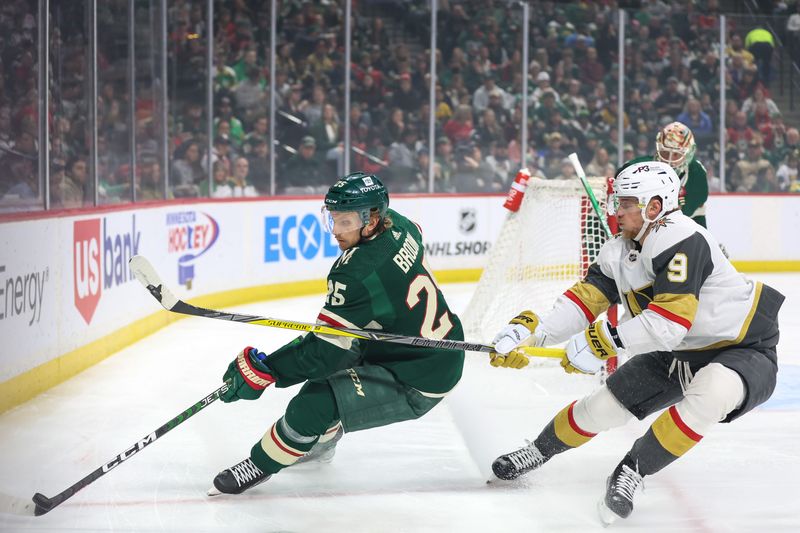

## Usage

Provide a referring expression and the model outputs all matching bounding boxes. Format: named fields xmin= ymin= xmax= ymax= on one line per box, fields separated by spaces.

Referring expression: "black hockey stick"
xmin=129 ymin=255 xmax=565 ymax=359
xmin=31 ymin=381 xmax=230 ymax=516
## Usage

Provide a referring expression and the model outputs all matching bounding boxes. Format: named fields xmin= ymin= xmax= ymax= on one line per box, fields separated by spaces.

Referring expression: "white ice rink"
xmin=1 ymin=274 xmax=798 ymax=532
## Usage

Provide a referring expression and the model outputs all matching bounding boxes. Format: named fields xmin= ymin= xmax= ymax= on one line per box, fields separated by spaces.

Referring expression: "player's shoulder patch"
xmin=650 ymin=217 xmax=675 ymax=234
xmin=645 ymin=213 xmax=703 ymax=257
xmin=331 ymin=247 xmax=361 ymax=272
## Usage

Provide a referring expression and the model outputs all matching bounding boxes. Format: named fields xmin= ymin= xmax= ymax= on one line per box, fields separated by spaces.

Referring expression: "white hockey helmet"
xmin=655 ymin=121 xmax=696 ymax=176
xmin=613 ymin=161 xmax=681 ymax=240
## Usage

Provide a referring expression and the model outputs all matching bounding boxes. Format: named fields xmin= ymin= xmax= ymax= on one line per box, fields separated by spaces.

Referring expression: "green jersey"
xmin=267 ymin=209 xmax=464 ymax=395
xmin=617 ymin=156 xmax=709 ymax=227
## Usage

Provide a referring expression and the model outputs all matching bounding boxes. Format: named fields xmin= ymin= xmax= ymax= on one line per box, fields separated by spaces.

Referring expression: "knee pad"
xmin=285 ymin=381 xmax=339 ymax=438
xmin=572 ymin=386 xmax=634 ymax=434
xmin=676 ymin=363 xmax=745 ymax=433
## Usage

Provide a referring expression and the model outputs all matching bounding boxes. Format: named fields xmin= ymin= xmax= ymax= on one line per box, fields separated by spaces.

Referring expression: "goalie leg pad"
xmin=572 ymin=385 xmax=634 ymax=434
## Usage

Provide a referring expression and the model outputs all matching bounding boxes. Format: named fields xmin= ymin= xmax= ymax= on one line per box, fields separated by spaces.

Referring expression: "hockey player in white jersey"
xmin=488 ymin=161 xmax=784 ymax=525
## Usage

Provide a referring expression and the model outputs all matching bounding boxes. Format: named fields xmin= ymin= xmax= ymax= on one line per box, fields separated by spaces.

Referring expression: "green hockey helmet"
xmin=323 ymin=172 xmax=389 ymax=227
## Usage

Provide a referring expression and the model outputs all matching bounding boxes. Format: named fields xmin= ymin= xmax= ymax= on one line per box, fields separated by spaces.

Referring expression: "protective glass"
xmin=321 ymin=206 xmax=364 ymax=234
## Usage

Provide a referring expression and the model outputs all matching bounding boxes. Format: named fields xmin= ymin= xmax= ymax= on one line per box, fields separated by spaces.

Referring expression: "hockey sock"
xmin=535 ymin=401 xmax=598 ymax=457
xmin=251 ymin=417 xmax=319 ymax=474
xmin=318 ymin=421 xmax=343 ymax=444
xmin=628 ymin=406 xmax=703 ymax=476
xmin=251 ymin=381 xmax=341 ymax=474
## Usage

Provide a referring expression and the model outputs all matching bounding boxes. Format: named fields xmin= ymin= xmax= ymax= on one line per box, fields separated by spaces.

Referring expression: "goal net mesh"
xmin=461 ymin=177 xmax=610 ymax=344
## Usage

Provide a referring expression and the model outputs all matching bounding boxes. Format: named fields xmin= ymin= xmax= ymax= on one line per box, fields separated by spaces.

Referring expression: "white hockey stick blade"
xmin=129 ymin=255 xmax=180 ymax=310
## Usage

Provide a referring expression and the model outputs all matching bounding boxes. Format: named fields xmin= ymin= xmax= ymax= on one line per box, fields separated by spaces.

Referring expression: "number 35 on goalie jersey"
xmin=316 ymin=209 xmax=465 ymax=394
xmin=564 ymin=211 xmax=769 ymax=356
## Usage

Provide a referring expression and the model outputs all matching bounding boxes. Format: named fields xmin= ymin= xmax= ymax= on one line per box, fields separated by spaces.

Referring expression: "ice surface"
xmin=0 ymin=274 xmax=798 ymax=532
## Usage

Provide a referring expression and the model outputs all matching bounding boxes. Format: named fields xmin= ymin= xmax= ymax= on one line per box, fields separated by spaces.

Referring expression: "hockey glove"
xmin=492 ymin=310 xmax=544 ymax=354
xmin=221 ymin=346 xmax=276 ymax=403
xmin=489 ymin=348 xmax=530 ymax=369
xmin=562 ymin=321 xmax=622 ymax=375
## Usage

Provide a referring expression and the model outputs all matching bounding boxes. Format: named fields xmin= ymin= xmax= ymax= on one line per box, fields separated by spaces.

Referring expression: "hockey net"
xmin=461 ymin=177 xmax=611 ymax=345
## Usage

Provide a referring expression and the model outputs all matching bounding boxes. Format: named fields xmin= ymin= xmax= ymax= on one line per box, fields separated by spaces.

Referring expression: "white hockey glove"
xmin=562 ymin=320 xmax=623 ymax=375
xmin=492 ymin=310 xmax=546 ymax=354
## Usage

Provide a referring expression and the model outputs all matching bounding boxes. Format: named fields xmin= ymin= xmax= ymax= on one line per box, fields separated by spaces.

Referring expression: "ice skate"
xmin=491 ymin=440 xmax=550 ymax=481
xmin=208 ymin=457 xmax=270 ymax=496
xmin=597 ymin=455 xmax=643 ymax=526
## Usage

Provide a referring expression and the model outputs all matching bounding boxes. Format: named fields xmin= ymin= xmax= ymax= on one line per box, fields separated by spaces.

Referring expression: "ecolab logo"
xmin=264 ymin=213 xmax=339 ymax=262
xmin=73 ymin=216 xmax=141 ymax=324
xmin=167 ymin=211 xmax=219 ymax=286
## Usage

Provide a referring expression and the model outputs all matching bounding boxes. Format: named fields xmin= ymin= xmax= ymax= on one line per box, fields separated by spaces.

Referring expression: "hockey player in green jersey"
xmin=210 ymin=171 xmax=465 ymax=495
xmin=618 ymin=122 xmax=709 ymax=227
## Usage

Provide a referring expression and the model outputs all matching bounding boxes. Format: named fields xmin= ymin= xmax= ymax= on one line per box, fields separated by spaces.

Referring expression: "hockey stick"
xmin=129 ymin=255 xmax=565 ymax=359
xmin=31 ymin=381 xmax=230 ymax=516
xmin=568 ymin=152 xmax=613 ymax=239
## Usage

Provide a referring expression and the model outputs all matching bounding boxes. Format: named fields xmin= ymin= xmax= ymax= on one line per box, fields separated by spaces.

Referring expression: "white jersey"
xmin=539 ymin=211 xmax=783 ymax=359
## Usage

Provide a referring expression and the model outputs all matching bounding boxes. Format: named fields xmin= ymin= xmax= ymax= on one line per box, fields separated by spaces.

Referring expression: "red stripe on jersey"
xmin=647 ymin=303 xmax=692 ymax=330
xmin=271 ymin=425 xmax=304 ymax=457
xmin=567 ymin=401 xmax=597 ymax=437
xmin=565 ymin=290 xmax=596 ymax=322
xmin=317 ymin=312 xmax=346 ymax=328
xmin=669 ymin=406 xmax=703 ymax=442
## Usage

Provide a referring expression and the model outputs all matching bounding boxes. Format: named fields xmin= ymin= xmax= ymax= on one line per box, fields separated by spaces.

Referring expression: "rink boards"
xmin=0 ymin=192 xmax=799 ymax=412
xmin=0 ymin=195 xmax=506 ymax=409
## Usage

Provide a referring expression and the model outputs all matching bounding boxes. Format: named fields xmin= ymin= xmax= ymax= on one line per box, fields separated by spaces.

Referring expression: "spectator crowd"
xmin=2 ymin=0 xmax=800 ymax=210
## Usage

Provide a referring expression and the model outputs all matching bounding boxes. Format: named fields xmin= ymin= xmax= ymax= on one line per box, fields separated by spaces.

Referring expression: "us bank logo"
xmin=166 ymin=211 xmax=219 ymax=287
xmin=73 ymin=215 xmax=141 ymax=324
xmin=264 ymin=213 xmax=338 ymax=262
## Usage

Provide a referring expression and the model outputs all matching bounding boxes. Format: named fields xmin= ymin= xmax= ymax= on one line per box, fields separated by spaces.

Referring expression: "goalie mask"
xmin=655 ymin=121 xmax=696 ymax=177
xmin=613 ymin=161 xmax=680 ymax=241
xmin=322 ymin=172 xmax=389 ymax=234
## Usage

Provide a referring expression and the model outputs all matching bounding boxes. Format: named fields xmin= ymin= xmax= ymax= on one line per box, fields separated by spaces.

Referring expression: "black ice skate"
xmin=208 ymin=457 xmax=271 ymax=496
xmin=293 ymin=426 xmax=344 ymax=466
xmin=597 ymin=455 xmax=643 ymax=526
xmin=491 ymin=441 xmax=550 ymax=481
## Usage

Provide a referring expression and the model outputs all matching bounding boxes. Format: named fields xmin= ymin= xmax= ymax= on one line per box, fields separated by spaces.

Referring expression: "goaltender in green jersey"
xmin=618 ymin=121 xmax=709 ymax=228
xmin=209 ymin=171 xmax=465 ymax=495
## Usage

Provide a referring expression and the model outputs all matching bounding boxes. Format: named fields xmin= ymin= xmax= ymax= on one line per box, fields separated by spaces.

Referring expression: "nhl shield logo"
xmin=458 ymin=208 xmax=477 ymax=234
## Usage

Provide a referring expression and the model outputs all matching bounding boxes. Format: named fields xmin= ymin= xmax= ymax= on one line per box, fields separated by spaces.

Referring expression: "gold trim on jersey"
xmin=650 ymin=292 xmax=698 ymax=325
xmin=566 ymin=282 xmax=611 ymax=322
xmin=686 ymin=282 xmax=764 ymax=351
xmin=623 ymin=283 xmax=654 ymax=316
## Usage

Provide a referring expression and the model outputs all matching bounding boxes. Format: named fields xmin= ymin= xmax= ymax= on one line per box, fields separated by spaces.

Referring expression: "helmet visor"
xmin=610 ymin=194 xmax=644 ymax=215
xmin=321 ymin=206 xmax=365 ymax=235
